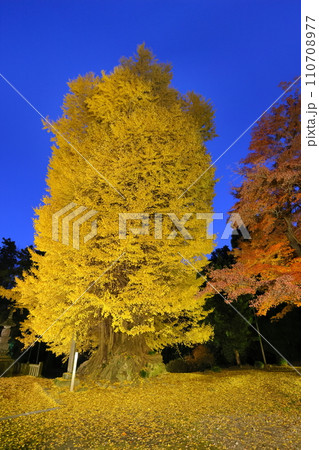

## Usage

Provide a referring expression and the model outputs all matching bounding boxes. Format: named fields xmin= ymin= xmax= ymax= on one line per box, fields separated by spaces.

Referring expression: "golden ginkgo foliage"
xmin=8 ymin=45 xmax=217 ymax=377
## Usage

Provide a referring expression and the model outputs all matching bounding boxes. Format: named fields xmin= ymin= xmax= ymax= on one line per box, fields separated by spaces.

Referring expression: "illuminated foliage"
xmin=8 ymin=45 xmax=217 ymax=371
xmin=205 ymin=82 xmax=301 ymax=318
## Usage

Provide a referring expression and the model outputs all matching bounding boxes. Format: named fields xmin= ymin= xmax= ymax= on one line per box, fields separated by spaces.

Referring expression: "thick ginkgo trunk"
xmin=77 ymin=318 xmax=163 ymax=382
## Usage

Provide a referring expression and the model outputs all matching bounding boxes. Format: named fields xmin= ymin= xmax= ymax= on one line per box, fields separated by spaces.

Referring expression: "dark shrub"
xmin=185 ymin=344 xmax=215 ymax=371
xmin=166 ymin=358 xmax=189 ymax=373
xmin=254 ymin=361 xmax=264 ymax=369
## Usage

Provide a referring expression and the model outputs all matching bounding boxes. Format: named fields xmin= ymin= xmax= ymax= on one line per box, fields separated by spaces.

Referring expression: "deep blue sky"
xmin=0 ymin=0 xmax=300 ymax=250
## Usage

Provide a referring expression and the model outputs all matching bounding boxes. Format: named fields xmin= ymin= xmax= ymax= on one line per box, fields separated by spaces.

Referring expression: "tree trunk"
xmin=234 ymin=349 xmax=241 ymax=366
xmin=254 ymin=312 xmax=267 ymax=365
xmin=77 ymin=317 xmax=164 ymax=382
xmin=284 ymin=217 xmax=301 ymax=257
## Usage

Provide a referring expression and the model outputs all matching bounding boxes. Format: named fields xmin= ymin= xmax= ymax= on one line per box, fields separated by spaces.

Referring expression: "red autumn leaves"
xmin=205 ymin=82 xmax=301 ymax=318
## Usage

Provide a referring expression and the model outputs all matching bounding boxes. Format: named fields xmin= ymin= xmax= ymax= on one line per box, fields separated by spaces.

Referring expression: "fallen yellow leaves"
xmin=0 ymin=376 xmax=57 ymax=418
xmin=0 ymin=370 xmax=300 ymax=449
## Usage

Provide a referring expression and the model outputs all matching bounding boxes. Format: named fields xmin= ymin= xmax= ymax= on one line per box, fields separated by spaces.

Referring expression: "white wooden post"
xmin=70 ymin=351 xmax=78 ymax=392
xmin=67 ymin=338 xmax=76 ymax=373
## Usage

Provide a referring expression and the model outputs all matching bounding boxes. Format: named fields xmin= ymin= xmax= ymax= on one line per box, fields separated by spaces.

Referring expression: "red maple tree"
xmin=205 ymin=81 xmax=301 ymax=318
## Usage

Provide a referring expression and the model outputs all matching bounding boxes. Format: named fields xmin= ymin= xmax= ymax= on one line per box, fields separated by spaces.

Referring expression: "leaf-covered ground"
xmin=0 ymin=370 xmax=300 ymax=449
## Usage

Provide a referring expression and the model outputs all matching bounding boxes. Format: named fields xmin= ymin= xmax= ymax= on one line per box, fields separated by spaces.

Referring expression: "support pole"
xmin=70 ymin=351 xmax=78 ymax=392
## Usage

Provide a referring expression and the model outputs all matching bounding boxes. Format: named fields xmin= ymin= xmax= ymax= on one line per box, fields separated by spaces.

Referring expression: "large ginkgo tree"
xmin=7 ymin=45 xmax=217 ymax=380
